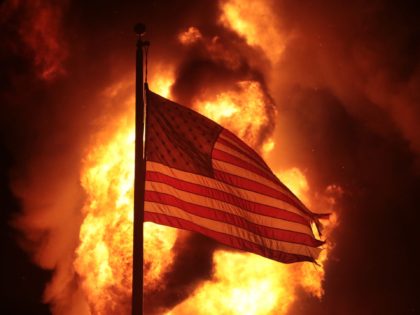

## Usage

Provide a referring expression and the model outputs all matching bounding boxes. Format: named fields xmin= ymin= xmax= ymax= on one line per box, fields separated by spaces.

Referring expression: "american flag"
xmin=144 ymin=91 xmax=324 ymax=263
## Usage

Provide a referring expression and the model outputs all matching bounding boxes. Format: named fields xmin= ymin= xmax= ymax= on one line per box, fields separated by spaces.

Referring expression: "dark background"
xmin=1 ymin=0 xmax=420 ymax=314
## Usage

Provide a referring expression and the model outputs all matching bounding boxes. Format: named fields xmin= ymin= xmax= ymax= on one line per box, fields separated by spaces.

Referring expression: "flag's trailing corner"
xmin=143 ymin=90 xmax=326 ymax=264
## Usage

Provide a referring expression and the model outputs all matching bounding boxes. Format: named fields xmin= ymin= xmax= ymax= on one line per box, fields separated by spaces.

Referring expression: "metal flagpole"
xmin=132 ymin=22 xmax=148 ymax=315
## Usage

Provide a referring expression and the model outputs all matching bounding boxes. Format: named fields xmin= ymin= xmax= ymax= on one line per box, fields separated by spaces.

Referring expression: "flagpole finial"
xmin=134 ymin=23 xmax=146 ymax=36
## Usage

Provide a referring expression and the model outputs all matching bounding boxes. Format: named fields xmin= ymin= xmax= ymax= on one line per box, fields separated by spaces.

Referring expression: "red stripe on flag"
xmin=212 ymin=149 xmax=277 ymax=183
xmin=146 ymin=171 xmax=310 ymax=225
xmin=145 ymin=191 xmax=322 ymax=247
xmin=213 ymin=169 xmax=308 ymax=215
xmin=217 ymin=137 xmax=272 ymax=175
xmin=219 ymin=131 xmax=302 ymax=195
xmin=144 ymin=211 xmax=316 ymax=263
xmin=221 ymin=130 xmax=269 ymax=167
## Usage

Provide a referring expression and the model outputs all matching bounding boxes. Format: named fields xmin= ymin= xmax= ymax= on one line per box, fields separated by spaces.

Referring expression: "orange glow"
xmin=6 ymin=0 xmax=68 ymax=80
xmin=262 ymin=137 xmax=275 ymax=154
xmin=277 ymin=168 xmax=310 ymax=204
xmin=219 ymin=0 xmax=285 ymax=63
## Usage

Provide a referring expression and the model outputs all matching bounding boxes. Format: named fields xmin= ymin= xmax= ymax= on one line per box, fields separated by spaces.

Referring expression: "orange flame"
xmin=169 ymin=252 xmax=295 ymax=314
xmin=149 ymin=65 xmax=175 ymax=99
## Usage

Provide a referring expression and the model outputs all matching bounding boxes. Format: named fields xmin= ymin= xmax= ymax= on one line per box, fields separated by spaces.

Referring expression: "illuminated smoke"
xmin=178 ymin=27 xmax=203 ymax=45
xmin=1 ymin=0 xmax=68 ymax=80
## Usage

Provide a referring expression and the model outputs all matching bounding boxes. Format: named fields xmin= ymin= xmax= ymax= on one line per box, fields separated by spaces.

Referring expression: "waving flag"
xmin=144 ymin=91 xmax=324 ymax=263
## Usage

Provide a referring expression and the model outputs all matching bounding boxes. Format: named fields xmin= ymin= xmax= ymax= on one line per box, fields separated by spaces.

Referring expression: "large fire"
xmin=72 ymin=68 xmax=338 ymax=314
xmin=73 ymin=1 xmax=339 ymax=312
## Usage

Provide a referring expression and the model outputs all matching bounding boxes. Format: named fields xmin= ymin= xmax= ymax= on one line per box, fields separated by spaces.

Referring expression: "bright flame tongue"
xmin=168 ymin=252 xmax=295 ymax=315
xmin=75 ymin=123 xmax=134 ymax=314
xmin=194 ymin=80 xmax=271 ymax=149
xmin=75 ymin=77 xmax=334 ymax=314
xmin=219 ymin=0 xmax=285 ymax=63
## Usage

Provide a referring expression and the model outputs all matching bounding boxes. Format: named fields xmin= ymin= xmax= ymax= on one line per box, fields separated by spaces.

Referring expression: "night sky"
xmin=1 ymin=1 xmax=420 ymax=314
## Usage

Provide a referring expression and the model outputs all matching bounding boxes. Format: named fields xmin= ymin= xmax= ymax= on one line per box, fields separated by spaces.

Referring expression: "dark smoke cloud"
xmin=1 ymin=1 xmax=140 ymax=314
xmin=0 ymin=0 xmax=69 ymax=80
xmin=271 ymin=0 xmax=420 ymax=163
xmin=265 ymin=1 xmax=420 ymax=314
xmin=1 ymin=0 xmax=419 ymax=314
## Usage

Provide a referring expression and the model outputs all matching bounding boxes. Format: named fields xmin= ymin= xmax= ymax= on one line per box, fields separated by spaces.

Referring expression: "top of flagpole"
xmin=134 ymin=23 xmax=149 ymax=48
xmin=134 ymin=23 xmax=150 ymax=84
xmin=134 ymin=23 xmax=150 ymax=46
xmin=134 ymin=23 xmax=146 ymax=36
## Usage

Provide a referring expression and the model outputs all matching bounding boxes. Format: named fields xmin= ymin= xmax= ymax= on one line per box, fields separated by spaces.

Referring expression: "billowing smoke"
xmin=171 ymin=30 xmax=276 ymax=150
xmin=1 ymin=0 xmax=419 ymax=314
